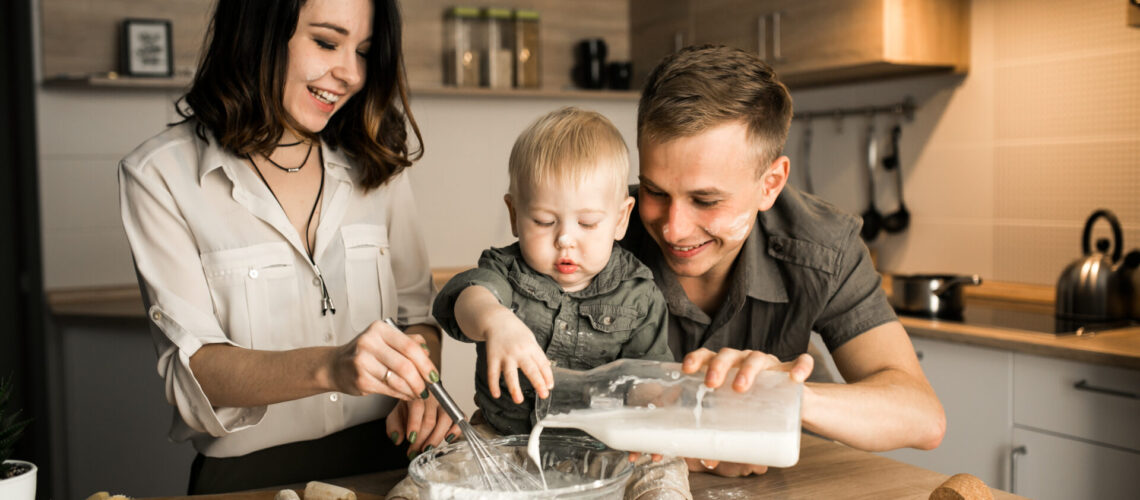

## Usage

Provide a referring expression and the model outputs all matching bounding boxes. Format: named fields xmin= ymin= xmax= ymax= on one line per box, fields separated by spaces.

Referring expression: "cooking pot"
xmin=889 ymin=274 xmax=983 ymax=319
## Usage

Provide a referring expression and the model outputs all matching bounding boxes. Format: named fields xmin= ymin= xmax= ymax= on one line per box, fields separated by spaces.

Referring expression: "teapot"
xmin=1055 ymin=209 xmax=1133 ymax=320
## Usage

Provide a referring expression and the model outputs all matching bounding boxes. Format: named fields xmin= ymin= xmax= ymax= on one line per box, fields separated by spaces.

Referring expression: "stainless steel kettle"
xmin=1055 ymin=209 xmax=1131 ymax=320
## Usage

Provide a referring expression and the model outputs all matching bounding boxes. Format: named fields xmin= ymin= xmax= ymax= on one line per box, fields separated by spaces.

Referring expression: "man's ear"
xmin=757 ymin=155 xmax=790 ymax=211
xmin=613 ymin=195 xmax=636 ymax=240
xmin=504 ymin=194 xmax=520 ymax=237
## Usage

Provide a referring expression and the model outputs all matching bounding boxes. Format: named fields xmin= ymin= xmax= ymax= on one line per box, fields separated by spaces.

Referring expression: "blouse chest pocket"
xmin=200 ymin=242 xmax=303 ymax=349
xmin=342 ymin=224 xmax=397 ymax=333
xmin=574 ymin=303 xmax=640 ymax=368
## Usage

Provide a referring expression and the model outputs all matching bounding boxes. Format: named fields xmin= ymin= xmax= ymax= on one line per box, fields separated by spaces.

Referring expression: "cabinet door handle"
xmin=771 ymin=11 xmax=783 ymax=61
xmin=756 ymin=15 xmax=767 ymax=59
xmin=915 ymin=350 xmax=924 ymax=361
xmin=1073 ymin=379 xmax=1139 ymax=399
xmin=1009 ymin=445 xmax=1027 ymax=494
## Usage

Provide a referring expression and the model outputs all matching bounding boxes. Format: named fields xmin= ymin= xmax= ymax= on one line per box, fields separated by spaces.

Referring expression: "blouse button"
xmin=602 ymin=316 xmax=613 ymax=326
xmin=151 ymin=311 xmax=162 ymax=322
xmin=248 ymin=269 xmax=259 ymax=279
xmin=329 ymin=393 xmax=339 ymax=402
xmin=325 ymin=333 xmax=335 ymax=343
xmin=379 ymin=247 xmax=388 ymax=255
xmin=313 ymin=277 xmax=322 ymax=287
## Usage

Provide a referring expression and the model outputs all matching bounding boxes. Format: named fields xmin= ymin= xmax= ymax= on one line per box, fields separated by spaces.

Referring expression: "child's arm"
xmin=454 ymin=286 xmax=555 ymax=403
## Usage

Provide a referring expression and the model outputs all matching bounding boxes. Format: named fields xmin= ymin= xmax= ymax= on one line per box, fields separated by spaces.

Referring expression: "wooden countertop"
xmin=48 ymin=276 xmax=1140 ymax=369
xmin=144 ymin=435 xmax=1023 ymax=500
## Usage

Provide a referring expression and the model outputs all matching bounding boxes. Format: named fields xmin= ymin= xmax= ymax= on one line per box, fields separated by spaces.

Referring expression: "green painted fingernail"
xmin=390 ymin=431 xmax=400 ymax=443
xmin=408 ymin=449 xmax=417 ymax=460
xmin=446 ymin=433 xmax=456 ymax=443
xmin=409 ymin=431 xmax=418 ymax=444
xmin=421 ymin=389 xmax=429 ymax=399
xmin=421 ymin=343 xmax=429 ymax=351
xmin=424 ymin=444 xmax=433 ymax=453
xmin=429 ymin=371 xmax=440 ymax=383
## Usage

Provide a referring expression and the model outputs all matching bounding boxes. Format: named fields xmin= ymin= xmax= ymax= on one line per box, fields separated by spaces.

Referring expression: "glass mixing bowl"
xmin=408 ymin=433 xmax=632 ymax=499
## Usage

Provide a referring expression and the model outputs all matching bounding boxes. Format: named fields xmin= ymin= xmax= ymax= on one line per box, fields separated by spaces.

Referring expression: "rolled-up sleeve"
xmin=812 ymin=224 xmax=897 ymax=352
xmin=119 ymin=154 xmax=266 ymax=438
xmin=384 ymin=173 xmax=437 ymax=327
xmin=432 ymin=249 xmax=516 ymax=342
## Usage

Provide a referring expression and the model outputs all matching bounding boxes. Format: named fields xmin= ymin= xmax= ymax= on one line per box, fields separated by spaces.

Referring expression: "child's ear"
xmin=613 ymin=195 xmax=636 ymax=240
xmin=504 ymin=194 xmax=520 ymax=237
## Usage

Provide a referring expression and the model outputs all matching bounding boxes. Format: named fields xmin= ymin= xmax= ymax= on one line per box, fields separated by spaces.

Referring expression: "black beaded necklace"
xmin=261 ymin=140 xmax=313 ymax=173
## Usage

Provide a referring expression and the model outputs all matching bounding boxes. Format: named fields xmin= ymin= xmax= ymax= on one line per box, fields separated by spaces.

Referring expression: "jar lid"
xmin=513 ymin=9 xmax=540 ymax=20
xmin=484 ymin=7 xmax=513 ymax=19
xmin=445 ymin=6 xmax=480 ymax=18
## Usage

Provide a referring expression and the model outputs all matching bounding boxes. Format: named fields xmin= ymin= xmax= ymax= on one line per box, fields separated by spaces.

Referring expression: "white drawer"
xmin=1013 ymin=353 xmax=1140 ymax=452
xmin=1011 ymin=427 xmax=1140 ymax=500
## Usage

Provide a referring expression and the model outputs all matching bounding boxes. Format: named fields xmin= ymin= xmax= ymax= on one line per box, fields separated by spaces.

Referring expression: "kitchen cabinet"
xmin=1010 ymin=353 xmax=1140 ymax=500
xmin=879 ymin=337 xmax=1012 ymax=489
xmin=631 ymin=0 xmax=969 ymax=88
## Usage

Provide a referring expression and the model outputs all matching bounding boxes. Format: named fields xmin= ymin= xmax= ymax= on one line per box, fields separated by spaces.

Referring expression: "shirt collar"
xmin=743 ymin=213 xmax=789 ymax=303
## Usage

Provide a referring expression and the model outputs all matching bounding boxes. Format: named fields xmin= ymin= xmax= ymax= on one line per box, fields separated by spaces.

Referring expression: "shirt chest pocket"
xmin=342 ymin=224 xmax=397 ymax=333
xmin=201 ymin=242 xmax=303 ymax=349
xmin=574 ymin=303 xmax=640 ymax=368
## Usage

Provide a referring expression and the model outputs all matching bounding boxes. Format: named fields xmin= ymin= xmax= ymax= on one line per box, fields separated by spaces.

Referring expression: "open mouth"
xmin=308 ymin=86 xmax=340 ymax=105
xmin=556 ymin=259 xmax=579 ymax=274
xmin=667 ymin=240 xmax=711 ymax=258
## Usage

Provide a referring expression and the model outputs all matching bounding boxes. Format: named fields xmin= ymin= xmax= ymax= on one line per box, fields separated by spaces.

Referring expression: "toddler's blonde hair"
xmin=508 ymin=107 xmax=630 ymax=203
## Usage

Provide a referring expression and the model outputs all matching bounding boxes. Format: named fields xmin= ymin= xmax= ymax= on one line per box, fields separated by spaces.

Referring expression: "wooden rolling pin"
xmin=929 ymin=473 xmax=994 ymax=500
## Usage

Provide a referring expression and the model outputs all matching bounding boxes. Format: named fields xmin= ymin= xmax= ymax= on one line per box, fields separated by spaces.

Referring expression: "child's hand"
xmin=484 ymin=308 xmax=554 ymax=403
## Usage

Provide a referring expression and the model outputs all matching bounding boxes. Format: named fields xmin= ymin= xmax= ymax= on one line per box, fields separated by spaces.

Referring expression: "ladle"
xmin=881 ymin=124 xmax=910 ymax=233
xmin=860 ymin=120 xmax=882 ymax=241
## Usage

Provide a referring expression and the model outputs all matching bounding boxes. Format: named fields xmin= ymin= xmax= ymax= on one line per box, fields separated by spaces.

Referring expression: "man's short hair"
xmin=637 ymin=45 xmax=793 ymax=172
xmin=509 ymin=107 xmax=630 ymax=202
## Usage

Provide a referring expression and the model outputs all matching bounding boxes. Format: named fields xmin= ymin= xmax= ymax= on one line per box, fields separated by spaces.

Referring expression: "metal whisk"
xmin=385 ymin=320 xmax=539 ymax=491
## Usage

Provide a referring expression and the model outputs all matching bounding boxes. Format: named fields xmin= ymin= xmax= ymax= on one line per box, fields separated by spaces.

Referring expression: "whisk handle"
xmin=428 ymin=382 xmax=467 ymax=424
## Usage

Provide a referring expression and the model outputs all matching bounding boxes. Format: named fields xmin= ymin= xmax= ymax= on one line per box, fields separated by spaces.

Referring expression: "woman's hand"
xmin=328 ymin=320 xmax=438 ymax=401
xmin=483 ymin=307 xmax=554 ymax=404
xmin=386 ymin=397 xmax=460 ymax=458
xmin=682 ymin=348 xmax=813 ymax=392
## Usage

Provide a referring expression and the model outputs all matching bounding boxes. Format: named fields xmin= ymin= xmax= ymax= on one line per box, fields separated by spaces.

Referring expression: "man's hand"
xmin=484 ymin=308 xmax=554 ymax=403
xmin=685 ymin=458 xmax=769 ymax=477
xmin=682 ymin=347 xmax=813 ymax=392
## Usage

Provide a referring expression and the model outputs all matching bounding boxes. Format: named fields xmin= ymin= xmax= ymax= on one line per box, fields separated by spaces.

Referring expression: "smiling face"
xmin=506 ymin=168 xmax=635 ymax=292
xmin=283 ymin=0 xmax=373 ymax=134
xmin=638 ymin=121 xmax=788 ymax=288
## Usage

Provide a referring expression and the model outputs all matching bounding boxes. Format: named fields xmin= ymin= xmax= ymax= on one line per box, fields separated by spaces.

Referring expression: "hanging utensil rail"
xmin=792 ymin=96 xmax=916 ymax=122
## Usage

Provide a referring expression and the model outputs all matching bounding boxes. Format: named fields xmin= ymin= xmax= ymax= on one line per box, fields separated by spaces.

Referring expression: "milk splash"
xmin=526 ymin=422 xmax=549 ymax=490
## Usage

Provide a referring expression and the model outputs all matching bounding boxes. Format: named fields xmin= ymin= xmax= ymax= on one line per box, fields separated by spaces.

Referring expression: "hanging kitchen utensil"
xmin=860 ymin=118 xmax=883 ymax=241
xmin=800 ymin=119 xmax=815 ymax=194
xmin=881 ymin=124 xmax=910 ymax=233
xmin=1055 ymin=209 xmax=1132 ymax=321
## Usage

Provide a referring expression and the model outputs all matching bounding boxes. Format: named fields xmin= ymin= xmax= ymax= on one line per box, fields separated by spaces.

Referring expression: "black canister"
xmin=572 ymin=38 xmax=607 ymax=89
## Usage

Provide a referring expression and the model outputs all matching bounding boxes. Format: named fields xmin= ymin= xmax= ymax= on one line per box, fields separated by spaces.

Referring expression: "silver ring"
xmin=382 ymin=368 xmax=392 ymax=384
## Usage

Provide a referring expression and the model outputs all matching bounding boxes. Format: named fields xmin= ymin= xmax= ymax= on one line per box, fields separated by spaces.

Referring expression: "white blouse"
xmin=119 ymin=122 xmax=435 ymax=457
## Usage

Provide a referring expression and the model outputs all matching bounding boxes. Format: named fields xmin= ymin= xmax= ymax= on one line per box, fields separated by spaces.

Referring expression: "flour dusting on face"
xmin=704 ymin=210 xmax=753 ymax=242
xmin=305 ymin=66 xmax=329 ymax=82
xmin=557 ymin=234 xmax=573 ymax=247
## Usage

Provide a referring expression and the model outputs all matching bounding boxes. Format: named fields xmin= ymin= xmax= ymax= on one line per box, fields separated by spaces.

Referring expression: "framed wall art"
xmin=120 ymin=18 xmax=173 ymax=77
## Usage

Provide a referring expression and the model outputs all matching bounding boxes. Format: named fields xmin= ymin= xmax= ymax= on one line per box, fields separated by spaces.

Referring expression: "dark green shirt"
xmin=433 ymin=242 xmax=673 ymax=435
xmin=620 ymin=185 xmax=897 ymax=362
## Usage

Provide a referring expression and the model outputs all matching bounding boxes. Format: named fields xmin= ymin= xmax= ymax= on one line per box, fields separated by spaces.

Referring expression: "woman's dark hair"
xmin=178 ymin=0 xmax=422 ymax=190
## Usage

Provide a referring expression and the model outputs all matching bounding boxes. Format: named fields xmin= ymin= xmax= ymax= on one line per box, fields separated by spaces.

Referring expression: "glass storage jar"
xmin=513 ymin=9 xmax=540 ymax=88
xmin=443 ymin=6 xmax=483 ymax=87
xmin=482 ymin=7 xmax=513 ymax=89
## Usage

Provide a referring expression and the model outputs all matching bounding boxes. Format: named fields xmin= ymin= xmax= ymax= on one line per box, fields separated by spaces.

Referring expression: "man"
xmin=621 ymin=45 xmax=946 ymax=477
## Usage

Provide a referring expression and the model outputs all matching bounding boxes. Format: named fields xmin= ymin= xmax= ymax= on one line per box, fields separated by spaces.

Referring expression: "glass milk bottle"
xmin=534 ymin=359 xmax=803 ymax=467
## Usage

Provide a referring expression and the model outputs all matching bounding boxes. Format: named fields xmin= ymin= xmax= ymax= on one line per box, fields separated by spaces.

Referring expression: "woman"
xmin=118 ymin=0 xmax=454 ymax=493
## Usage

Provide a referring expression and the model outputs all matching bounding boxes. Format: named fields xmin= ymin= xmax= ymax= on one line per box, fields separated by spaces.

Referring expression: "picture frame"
xmin=120 ymin=18 xmax=173 ymax=77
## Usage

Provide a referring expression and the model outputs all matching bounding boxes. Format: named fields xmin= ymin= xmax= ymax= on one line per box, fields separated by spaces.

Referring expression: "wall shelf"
xmin=42 ymin=74 xmax=192 ymax=90
xmin=412 ymin=85 xmax=639 ymax=101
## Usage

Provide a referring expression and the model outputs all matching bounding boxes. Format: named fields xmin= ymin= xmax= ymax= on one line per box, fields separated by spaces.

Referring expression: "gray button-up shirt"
xmin=621 ymin=185 xmax=897 ymax=362
xmin=433 ymin=243 xmax=673 ymax=434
